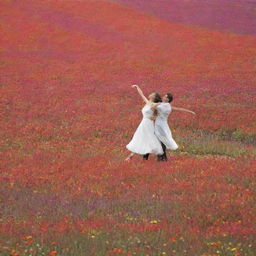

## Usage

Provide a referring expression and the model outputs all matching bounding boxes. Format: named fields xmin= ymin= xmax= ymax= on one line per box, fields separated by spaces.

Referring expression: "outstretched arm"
xmin=131 ymin=85 xmax=148 ymax=103
xmin=172 ymin=106 xmax=196 ymax=115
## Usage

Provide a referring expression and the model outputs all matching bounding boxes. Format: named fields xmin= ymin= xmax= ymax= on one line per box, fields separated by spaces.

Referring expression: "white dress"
xmin=155 ymin=103 xmax=178 ymax=150
xmin=126 ymin=104 xmax=164 ymax=155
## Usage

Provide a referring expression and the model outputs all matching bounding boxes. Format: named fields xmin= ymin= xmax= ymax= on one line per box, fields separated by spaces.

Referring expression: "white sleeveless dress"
xmin=155 ymin=103 xmax=178 ymax=150
xmin=126 ymin=104 xmax=164 ymax=155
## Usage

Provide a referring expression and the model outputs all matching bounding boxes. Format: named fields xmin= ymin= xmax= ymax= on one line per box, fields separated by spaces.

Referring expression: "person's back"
xmin=155 ymin=102 xmax=178 ymax=156
xmin=155 ymin=103 xmax=172 ymax=123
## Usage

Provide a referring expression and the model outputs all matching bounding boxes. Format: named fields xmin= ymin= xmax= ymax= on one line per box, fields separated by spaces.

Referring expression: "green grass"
xmin=1 ymin=232 xmax=255 ymax=256
xmin=173 ymin=131 xmax=256 ymax=158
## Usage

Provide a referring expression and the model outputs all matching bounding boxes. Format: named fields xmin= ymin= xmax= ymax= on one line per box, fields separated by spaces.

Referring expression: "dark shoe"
xmin=143 ymin=153 xmax=149 ymax=160
xmin=157 ymin=155 xmax=164 ymax=162
xmin=163 ymin=154 xmax=168 ymax=161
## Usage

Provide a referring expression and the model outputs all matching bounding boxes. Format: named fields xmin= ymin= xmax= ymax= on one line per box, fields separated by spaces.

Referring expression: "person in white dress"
xmin=154 ymin=93 xmax=196 ymax=161
xmin=125 ymin=85 xmax=164 ymax=161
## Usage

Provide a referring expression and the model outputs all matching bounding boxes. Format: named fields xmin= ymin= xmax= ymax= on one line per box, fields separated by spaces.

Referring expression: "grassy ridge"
xmin=1 ymin=0 xmax=255 ymax=255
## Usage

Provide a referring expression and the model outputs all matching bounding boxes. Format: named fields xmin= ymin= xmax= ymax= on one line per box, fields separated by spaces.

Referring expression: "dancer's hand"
xmin=150 ymin=116 xmax=156 ymax=121
xmin=131 ymin=85 xmax=148 ymax=104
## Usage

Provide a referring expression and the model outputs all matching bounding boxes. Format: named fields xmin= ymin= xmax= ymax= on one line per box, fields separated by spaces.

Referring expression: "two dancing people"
xmin=125 ymin=85 xmax=195 ymax=162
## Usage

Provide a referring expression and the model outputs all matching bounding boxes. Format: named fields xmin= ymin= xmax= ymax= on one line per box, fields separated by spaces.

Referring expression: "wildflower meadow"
xmin=1 ymin=0 xmax=255 ymax=255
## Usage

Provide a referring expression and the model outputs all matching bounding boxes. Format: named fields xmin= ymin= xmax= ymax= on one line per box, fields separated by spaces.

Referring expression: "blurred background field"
xmin=1 ymin=0 xmax=256 ymax=255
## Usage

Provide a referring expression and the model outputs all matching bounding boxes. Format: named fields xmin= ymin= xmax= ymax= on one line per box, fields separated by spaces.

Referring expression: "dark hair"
xmin=166 ymin=93 xmax=173 ymax=103
xmin=153 ymin=92 xmax=162 ymax=103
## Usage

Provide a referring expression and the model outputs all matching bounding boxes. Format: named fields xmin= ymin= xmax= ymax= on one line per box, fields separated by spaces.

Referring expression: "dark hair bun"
xmin=166 ymin=93 xmax=173 ymax=103
xmin=154 ymin=93 xmax=162 ymax=103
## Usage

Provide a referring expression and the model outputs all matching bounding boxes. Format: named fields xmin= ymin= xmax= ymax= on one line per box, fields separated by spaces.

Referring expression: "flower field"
xmin=1 ymin=0 xmax=256 ymax=255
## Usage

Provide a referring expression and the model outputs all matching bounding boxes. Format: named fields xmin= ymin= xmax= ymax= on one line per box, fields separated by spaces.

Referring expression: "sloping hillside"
xmin=1 ymin=1 xmax=256 ymax=255
xmin=111 ymin=0 xmax=256 ymax=35
xmin=1 ymin=0 xmax=256 ymax=135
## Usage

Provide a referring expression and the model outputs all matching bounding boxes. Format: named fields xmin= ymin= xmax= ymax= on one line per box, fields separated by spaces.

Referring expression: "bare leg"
xmin=125 ymin=153 xmax=135 ymax=161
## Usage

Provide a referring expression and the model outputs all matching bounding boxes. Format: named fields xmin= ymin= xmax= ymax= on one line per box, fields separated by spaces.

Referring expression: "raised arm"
xmin=172 ymin=106 xmax=196 ymax=115
xmin=131 ymin=85 xmax=148 ymax=103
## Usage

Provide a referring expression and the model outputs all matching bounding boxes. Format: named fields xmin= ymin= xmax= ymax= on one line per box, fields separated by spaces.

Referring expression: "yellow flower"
xmin=24 ymin=235 xmax=32 ymax=240
xmin=231 ymin=248 xmax=237 ymax=251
